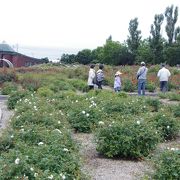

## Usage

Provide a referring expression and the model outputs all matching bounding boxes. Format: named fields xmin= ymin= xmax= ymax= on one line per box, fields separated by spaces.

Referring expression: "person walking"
xmin=136 ymin=61 xmax=148 ymax=95
xmin=114 ymin=71 xmax=122 ymax=92
xmin=157 ymin=64 xmax=171 ymax=92
xmin=87 ymin=64 xmax=96 ymax=90
xmin=96 ymin=64 xmax=104 ymax=89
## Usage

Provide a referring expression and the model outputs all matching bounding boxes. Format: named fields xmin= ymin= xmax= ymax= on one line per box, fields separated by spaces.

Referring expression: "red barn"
xmin=0 ymin=43 xmax=44 ymax=67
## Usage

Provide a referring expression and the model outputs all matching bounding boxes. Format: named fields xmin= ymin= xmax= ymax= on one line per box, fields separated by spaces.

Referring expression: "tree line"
xmin=61 ymin=5 xmax=180 ymax=66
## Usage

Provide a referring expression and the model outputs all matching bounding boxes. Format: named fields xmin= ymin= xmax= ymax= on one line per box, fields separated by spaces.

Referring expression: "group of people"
xmin=88 ymin=62 xmax=171 ymax=95
xmin=87 ymin=64 xmax=105 ymax=90
xmin=137 ymin=61 xmax=171 ymax=95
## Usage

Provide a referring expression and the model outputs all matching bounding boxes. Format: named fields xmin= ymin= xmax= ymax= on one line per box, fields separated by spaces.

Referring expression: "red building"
xmin=0 ymin=43 xmax=44 ymax=67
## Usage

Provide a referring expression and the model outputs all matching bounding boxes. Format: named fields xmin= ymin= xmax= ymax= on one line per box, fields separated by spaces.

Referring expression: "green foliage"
xmin=37 ymin=87 xmax=54 ymax=97
xmin=146 ymin=82 xmax=156 ymax=92
xmin=67 ymin=97 xmax=103 ymax=132
xmin=123 ymin=79 xmax=135 ymax=92
xmin=103 ymin=39 xmax=133 ymax=65
xmin=136 ymin=39 xmax=153 ymax=64
xmin=145 ymin=98 xmax=160 ymax=112
xmin=95 ymin=120 xmax=160 ymax=158
xmin=153 ymin=113 xmax=179 ymax=140
xmin=0 ymin=95 xmax=85 ymax=179
xmin=49 ymin=79 xmax=75 ymax=92
xmin=7 ymin=90 xmax=28 ymax=110
xmin=19 ymin=76 xmax=42 ymax=92
xmin=0 ymin=70 xmax=17 ymax=84
xmin=76 ymin=49 xmax=93 ymax=64
xmin=149 ymin=14 xmax=164 ymax=64
xmin=165 ymin=5 xmax=179 ymax=45
xmin=68 ymin=79 xmax=88 ymax=92
xmin=164 ymin=44 xmax=180 ymax=66
xmin=127 ymin=18 xmax=141 ymax=60
xmin=152 ymin=149 xmax=180 ymax=179
xmin=158 ymin=92 xmax=180 ymax=101
xmin=173 ymin=105 xmax=180 ymax=117
xmin=1 ymin=82 xmax=18 ymax=95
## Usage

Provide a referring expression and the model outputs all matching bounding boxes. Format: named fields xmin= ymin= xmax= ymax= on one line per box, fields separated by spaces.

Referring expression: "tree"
xmin=164 ymin=44 xmax=180 ymax=65
xmin=127 ymin=18 xmax=142 ymax=63
xmin=103 ymin=40 xmax=132 ymax=65
xmin=41 ymin=57 xmax=49 ymax=63
xmin=165 ymin=5 xmax=179 ymax=45
xmin=149 ymin=14 xmax=164 ymax=64
xmin=136 ymin=39 xmax=153 ymax=64
xmin=175 ymin=27 xmax=180 ymax=42
xmin=91 ymin=46 xmax=104 ymax=63
xmin=75 ymin=49 xmax=92 ymax=64
xmin=61 ymin=54 xmax=76 ymax=64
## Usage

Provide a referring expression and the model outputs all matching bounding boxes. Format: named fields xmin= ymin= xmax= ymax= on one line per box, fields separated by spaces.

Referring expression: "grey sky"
xmin=0 ymin=0 xmax=179 ymax=49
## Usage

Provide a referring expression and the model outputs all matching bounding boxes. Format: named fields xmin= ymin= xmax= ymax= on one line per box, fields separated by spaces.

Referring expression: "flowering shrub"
xmin=146 ymin=82 xmax=156 ymax=92
xmin=49 ymin=79 xmax=75 ymax=92
xmin=151 ymin=149 xmax=180 ymax=179
xmin=153 ymin=113 xmax=179 ymax=140
xmin=145 ymin=98 xmax=161 ymax=112
xmin=0 ymin=95 xmax=86 ymax=179
xmin=103 ymin=97 xmax=147 ymax=115
xmin=173 ymin=105 xmax=180 ymax=117
xmin=67 ymin=96 xmax=104 ymax=132
xmin=37 ymin=87 xmax=54 ymax=97
xmin=95 ymin=120 xmax=160 ymax=158
xmin=122 ymin=79 xmax=136 ymax=92
xmin=7 ymin=90 xmax=28 ymax=109
xmin=1 ymin=82 xmax=18 ymax=95
xmin=68 ymin=79 xmax=89 ymax=92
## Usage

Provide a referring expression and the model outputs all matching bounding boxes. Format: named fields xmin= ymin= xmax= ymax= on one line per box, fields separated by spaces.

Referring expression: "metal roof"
xmin=0 ymin=43 xmax=15 ymax=52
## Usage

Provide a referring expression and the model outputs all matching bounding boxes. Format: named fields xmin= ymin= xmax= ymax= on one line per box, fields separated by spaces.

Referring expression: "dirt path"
xmin=73 ymin=133 xmax=151 ymax=180
xmin=0 ymin=96 xmax=14 ymax=135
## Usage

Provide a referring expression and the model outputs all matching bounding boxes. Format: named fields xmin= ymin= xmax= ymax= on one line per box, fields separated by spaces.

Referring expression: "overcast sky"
xmin=0 ymin=0 xmax=180 ymax=50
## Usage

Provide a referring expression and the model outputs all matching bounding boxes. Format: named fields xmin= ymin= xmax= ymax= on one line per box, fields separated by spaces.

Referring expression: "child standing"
xmin=114 ymin=71 xmax=122 ymax=92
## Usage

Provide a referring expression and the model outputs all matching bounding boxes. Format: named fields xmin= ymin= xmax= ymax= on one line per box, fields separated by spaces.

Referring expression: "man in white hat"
xmin=136 ymin=61 xmax=148 ymax=95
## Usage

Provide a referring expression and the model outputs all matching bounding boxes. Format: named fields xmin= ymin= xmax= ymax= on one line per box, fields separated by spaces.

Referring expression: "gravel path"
xmin=0 ymin=97 xmax=14 ymax=135
xmin=73 ymin=133 xmax=151 ymax=180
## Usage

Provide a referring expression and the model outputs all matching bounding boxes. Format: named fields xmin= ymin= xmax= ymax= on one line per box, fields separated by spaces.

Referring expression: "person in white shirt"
xmin=157 ymin=64 xmax=171 ymax=92
xmin=87 ymin=64 xmax=96 ymax=90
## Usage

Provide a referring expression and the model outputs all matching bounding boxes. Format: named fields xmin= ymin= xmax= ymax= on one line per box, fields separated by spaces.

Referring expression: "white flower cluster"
xmin=60 ymin=173 xmax=66 ymax=179
xmin=63 ymin=148 xmax=69 ymax=152
xmin=38 ymin=142 xmax=44 ymax=145
xmin=54 ymin=129 xmax=62 ymax=134
xmin=81 ymin=111 xmax=90 ymax=117
xmin=98 ymin=121 xmax=104 ymax=125
xmin=34 ymin=105 xmax=38 ymax=111
xmin=136 ymin=120 xmax=140 ymax=125
xmin=48 ymin=174 xmax=54 ymax=179
xmin=15 ymin=158 xmax=20 ymax=165
xmin=167 ymin=147 xmax=179 ymax=151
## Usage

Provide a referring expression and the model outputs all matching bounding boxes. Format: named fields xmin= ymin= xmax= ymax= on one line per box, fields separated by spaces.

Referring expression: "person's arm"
xmin=157 ymin=70 xmax=160 ymax=77
xmin=137 ymin=68 xmax=141 ymax=76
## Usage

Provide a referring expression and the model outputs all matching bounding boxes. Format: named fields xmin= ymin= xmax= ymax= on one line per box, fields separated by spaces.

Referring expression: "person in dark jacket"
xmin=96 ymin=64 xmax=104 ymax=89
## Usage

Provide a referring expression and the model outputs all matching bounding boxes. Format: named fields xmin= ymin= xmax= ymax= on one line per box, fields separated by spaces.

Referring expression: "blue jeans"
xmin=160 ymin=81 xmax=168 ymax=92
xmin=138 ymin=79 xmax=146 ymax=95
